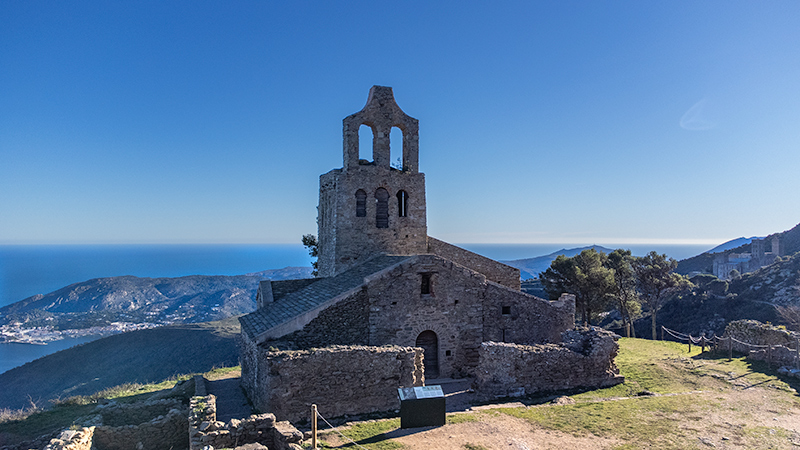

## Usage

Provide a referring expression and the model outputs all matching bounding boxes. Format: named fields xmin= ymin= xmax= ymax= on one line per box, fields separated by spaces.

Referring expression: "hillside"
xmin=627 ymin=252 xmax=800 ymax=338
xmin=676 ymin=222 xmax=800 ymax=275
xmin=0 ymin=317 xmax=241 ymax=410
xmin=730 ymin=253 xmax=800 ymax=305
xmin=502 ymin=245 xmax=614 ymax=280
xmin=0 ymin=267 xmax=312 ymax=329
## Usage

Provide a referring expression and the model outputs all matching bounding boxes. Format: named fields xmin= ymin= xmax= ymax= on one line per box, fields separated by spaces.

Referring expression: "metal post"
xmin=661 ymin=326 xmax=664 ymax=341
xmin=701 ymin=337 xmax=705 ymax=354
xmin=688 ymin=338 xmax=691 ymax=353
xmin=312 ymin=404 xmax=318 ymax=449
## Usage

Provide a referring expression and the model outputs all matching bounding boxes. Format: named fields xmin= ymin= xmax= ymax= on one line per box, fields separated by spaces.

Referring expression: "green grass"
xmin=572 ymin=338 xmax=798 ymax=401
xmin=315 ymin=419 xmax=404 ymax=450
xmin=463 ymin=444 xmax=489 ymax=450
xmin=498 ymin=396 xmax=701 ymax=449
xmin=312 ymin=338 xmax=800 ymax=450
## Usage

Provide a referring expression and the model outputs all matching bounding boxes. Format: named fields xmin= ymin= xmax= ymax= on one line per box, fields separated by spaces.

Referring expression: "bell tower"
xmin=317 ymin=86 xmax=428 ymax=277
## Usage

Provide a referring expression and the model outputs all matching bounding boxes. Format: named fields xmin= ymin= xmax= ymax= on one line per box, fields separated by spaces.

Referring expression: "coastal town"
xmin=0 ymin=322 xmax=162 ymax=345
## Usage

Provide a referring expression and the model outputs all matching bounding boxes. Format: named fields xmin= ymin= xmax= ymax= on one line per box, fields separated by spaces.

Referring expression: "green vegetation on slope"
xmin=0 ymin=317 xmax=241 ymax=410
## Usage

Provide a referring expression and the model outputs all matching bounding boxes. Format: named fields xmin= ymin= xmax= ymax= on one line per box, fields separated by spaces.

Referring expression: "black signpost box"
xmin=398 ymin=385 xmax=446 ymax=428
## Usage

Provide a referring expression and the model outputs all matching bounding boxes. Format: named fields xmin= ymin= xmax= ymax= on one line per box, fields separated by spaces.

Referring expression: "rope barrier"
xmin=662 ymin=326 xmax=800 ymax=367
xmin=314 ymin=408 xmax=371 ymax=450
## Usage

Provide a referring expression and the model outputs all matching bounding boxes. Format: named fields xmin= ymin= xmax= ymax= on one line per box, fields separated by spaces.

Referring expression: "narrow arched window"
xmin=355 ymin=189 xmax=367 ymax=217
xmin=396 ymin=190 xmax=409 ymax=217
xmin=375 ymin=188 xmax=389 ymax=228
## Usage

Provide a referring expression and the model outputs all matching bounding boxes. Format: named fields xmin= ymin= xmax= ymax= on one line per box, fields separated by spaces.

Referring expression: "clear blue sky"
xmin=2 ymin=1 xmax=799 ymax=246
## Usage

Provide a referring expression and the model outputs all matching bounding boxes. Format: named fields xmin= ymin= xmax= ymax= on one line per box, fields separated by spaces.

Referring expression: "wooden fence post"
xmin=661 ymin=326 xmax=664 ymax=341
xmin=312 ymin=404 xmax=318 ymax=449
xmin=768 ymin=345 xmax=772 ymax=368
xmin=794 ymin=338 xmax=800 ymax=370
xmin=728 ymin=337 xmax=733 ymax=361
xmin=701 ymin=337 xmax=705 ymax=354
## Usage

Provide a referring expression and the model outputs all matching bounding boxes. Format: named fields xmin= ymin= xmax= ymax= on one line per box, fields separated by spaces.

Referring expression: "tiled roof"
xmin=239 ymin=255 xmax=410 ymax=340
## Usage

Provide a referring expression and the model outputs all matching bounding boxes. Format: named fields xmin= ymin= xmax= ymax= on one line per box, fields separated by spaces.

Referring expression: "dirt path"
xmin=319 ymin=385 xmax=800 ymax=450
xmin=389 ymin=414 xmax=621 ymax=450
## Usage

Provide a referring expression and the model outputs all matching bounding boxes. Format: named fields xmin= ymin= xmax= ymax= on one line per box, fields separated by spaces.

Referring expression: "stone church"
xmin=239 ymin=85 xmax=574 ymax=378
xmin=237 ymin=87 xmax=616 ymax=420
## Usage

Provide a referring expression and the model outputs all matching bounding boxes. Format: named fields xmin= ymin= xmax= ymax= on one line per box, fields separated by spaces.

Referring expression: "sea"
xmin=0 ymin=242 xmax=711 ymax=374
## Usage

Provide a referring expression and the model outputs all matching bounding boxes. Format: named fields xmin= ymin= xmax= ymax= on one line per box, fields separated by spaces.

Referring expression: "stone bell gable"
xmin=317 ymin=86 xmax=428 ymax=278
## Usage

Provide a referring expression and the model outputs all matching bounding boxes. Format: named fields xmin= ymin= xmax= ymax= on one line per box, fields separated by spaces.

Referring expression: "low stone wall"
xmin=42 ymin=428 xmax=95 ymax=450
xmin=92 ymin=406 xmax=188 ymax=450
xmin=247 ymin=345 xmax=423 ymax=422
xmin=749 ymin=344 xmax=799 ymax=367
xmin=475 ymin=328 xmax=623 ymax=398
xmin=96 ymin=399 xmax=183 ymax=427
xmin=724 ymin=319 xmax=799 ymax=354
xmin=188 ymin=394 xmax=302 ymax=450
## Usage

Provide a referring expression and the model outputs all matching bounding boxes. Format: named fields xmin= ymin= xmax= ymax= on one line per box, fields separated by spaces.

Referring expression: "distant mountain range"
xmin=4 ymin=223 xmax=799 ymax=333
xmin=501 ymin=245 xmax=615 ymax=280
xmin=0 ymin=267 xmax=313 ymax=329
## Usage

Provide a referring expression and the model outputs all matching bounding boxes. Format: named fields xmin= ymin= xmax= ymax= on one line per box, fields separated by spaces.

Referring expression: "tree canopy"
xmin=541 ymin=248 xmax=688 ymax=336
xmin=540 ymin=248 xmax=616 ymax=325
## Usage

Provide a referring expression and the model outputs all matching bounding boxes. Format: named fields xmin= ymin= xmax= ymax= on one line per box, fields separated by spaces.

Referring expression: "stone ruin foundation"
xmin=243 ymin=345 xmax=424 ymax=423
xmin=242 ymin=330 xmax=621 ymax=423
xmin=475 ymin=328 xmax=623 ymax=398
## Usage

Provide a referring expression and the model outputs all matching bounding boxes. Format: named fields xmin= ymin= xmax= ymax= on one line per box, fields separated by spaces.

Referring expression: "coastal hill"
xmin=0 ymin=317 xmax=241 ymax=410
xmin=0 ymin=267 xmax=313 ymax=331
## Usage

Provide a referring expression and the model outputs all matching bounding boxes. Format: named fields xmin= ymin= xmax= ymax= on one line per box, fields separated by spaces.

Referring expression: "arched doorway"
xmin=415 ymin=330 xmax=439 ymax=379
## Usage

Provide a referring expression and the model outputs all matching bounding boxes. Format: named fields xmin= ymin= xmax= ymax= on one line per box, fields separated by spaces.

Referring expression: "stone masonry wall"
xmin=482 ymin=288 xmax=575 ymax=345
xmin=238 ymin=330 xmax=260 ymax=405
xmin=188 ymin=394 xmax=302 ymax=450
xmin=723 ymin=319 xmax=800 ymax=367
xmin=364 ymin=255 xmax=574 ymax=378
xmin=42 ymin=428 xmax=95 ymax=450
xmin=250 ymin=345 xmax=423 ymax=423
xmin=365 ymin=255 xmax=488 ymax=378
xmin=92 ymin=406 xmax=187 ymax=450
xmin=427 ymin=237 xmax=521 ymax=290
xmin=475 ymin=328 xmax=623 ymax=398
xmin=318 ymin=167 xmax=428 ymax=277
xmin=96 ymin=399 xmax=182 ymax=427
xmin=749 ymin=345 xmax=799 ymax=367
xmin=724 ymin=319 xmax=798 ymax=354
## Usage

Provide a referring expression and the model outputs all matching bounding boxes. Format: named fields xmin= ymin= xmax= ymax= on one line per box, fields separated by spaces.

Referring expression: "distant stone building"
xmin=713 ymin=236 xmax=782 ymax=280
xmin=238 ymin=86 xmax=620 ymax=420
